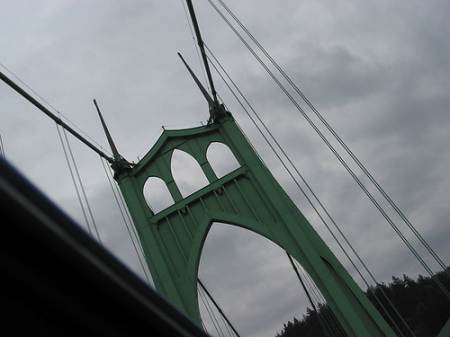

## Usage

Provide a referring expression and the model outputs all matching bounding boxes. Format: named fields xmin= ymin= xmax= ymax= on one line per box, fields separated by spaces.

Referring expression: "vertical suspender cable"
xmin=56 ymin=124 xmax=102 ymax=242
xmin=199 ymin=283 xmax=225 ymax=336
xmin=293 ymin=257 xmax=350 ymax=337
xmin=198 ymin=286 xmax=221 ymax=336
xmin=62 ymin=127 xmax=102 ymax=243
xmin=286 ymin=252 xmax=334 ymax=337
xmin=198 ymin=278 xmax=241 ymax=337
xmin=0 ymin=133 xmax=5 ymax=158
xmin=100 ymin=158 xmax=152 ymax=285
xmin=56 ymin=124 xmax=92 ymax=236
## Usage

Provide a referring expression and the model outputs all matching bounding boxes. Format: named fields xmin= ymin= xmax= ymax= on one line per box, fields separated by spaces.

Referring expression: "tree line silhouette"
xmin=276 ymin=269 xmax=450 ymax=337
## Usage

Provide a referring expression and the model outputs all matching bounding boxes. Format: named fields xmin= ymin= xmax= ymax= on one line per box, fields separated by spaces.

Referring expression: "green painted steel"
xmin=437 ymin=317 xmax=450 ymax=337
xmin=114 ymin=113 xmax=395 ymax=336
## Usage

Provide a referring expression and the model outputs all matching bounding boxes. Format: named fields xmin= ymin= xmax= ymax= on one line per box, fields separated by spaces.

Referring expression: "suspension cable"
xmin=100 ymin=158 xmax=152 ymax=285
xmin=286 ymin=252 xmax=335 ymax=337
xmin=0 ymin=68 xmax=114 ymax=163
xmin=56 ymin=125 xmax=91 ymax=235
xmin=55 ymin=124 xmax=102 ymax=242
xmin=214 ymin=0 xmax=448 ymax=278
xmin=206 ymin=0 xmax=449 ymax=301
xmin=105 ymin=159 xmax=143 ymax=248
xmin=198 ymin=278 xmax=241 ymax=337
xmin=295 ymin=257 xmax=349 ymax=337
xmin=198 ymin=282 xmax=225 ymax=336
xmin=205 ymin=35 xmax=412 ymax=337
xmin=63 ymin=127 xmax=102 ymax=243
xmin=181 ymin=0 xmax=211 ymax=95
xmin=294 ymin=255 xmax=348 ymax=337
xmin=197 ymin=291 xmax=210 ymax=335
xmin=0 ymin=133 xmax=5 ymax=158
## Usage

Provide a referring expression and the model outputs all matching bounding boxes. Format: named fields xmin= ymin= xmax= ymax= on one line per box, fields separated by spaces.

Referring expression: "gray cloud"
xmin=1 ymin=1 xmax=449 ymax=337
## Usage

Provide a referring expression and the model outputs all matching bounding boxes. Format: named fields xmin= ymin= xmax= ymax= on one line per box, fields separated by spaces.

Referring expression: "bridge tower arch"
xmin=114 ymin=112 xmax=395 ymax=337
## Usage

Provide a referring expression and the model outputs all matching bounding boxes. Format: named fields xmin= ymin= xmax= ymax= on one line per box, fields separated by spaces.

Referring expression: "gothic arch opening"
xmin=206 ymin=142 xmax=240 ymax=178
xmin=171 ymin=149 xmax=209 ymax=197
xmin=142 ymin=176 xmax=174 ymax=214
xmin=198 ymin=223 xmax=310 ymax=337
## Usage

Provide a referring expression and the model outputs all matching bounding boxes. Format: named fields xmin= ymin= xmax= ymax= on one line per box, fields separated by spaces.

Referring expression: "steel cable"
xmin=211 ymin=0 xmax=448 ymax=277
xmin=205 ymin=45 xmax=409 ymax=335
xmin=207 ymin=0 xmax=449 ymax=301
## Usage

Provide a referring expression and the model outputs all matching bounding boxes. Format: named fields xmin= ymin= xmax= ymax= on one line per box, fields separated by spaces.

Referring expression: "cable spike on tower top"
xmin=178 ymin=53 xmax=229 ymax=123
xmin=93 ymin=99 xmax=132 ymax=175
xmin=184 ymin=0 xmax=228 ymax=123
xmin=185 ymin=0 xmax=218 ymax=104
xmin=94 ymin=99 xmax=120 ymax=161
xmin=178 ymin=52 xmax=213 ymax=106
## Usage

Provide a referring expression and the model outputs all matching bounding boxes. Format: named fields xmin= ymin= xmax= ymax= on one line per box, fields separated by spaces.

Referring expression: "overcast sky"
xmin=1 ymin=1 xmax=449 ymax=336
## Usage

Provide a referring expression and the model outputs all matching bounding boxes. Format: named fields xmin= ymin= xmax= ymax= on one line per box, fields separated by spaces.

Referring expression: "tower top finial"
xmin=185 ymin=0 xmax=223 ymax=121
xmin=93 ymin=99 xmax=131 ymax=174
xmin=178 ymin=52 xmax=228 ymax=123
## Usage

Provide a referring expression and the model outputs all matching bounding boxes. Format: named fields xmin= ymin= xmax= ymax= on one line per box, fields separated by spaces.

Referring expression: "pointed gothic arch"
xmin=198 ymin=222 xmax=309 ymax=335
xmin=115 ymin=116 xmax=395 ymax=337
xmin=143 ymin=176 xmax=174 ymax=214
xmin=206 ymin=142 xmax=240 ymax=178
xmin=171 ymin=149 xmax=210 ymax=197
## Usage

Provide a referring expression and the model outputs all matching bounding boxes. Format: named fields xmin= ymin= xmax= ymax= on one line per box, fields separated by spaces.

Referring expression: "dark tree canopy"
xmin=276 ymin=269 xmax=450 ymax=337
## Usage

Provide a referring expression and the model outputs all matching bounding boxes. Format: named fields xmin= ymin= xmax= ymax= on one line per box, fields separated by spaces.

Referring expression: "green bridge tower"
xmin=104 ymin=98 xmax=395 ymax=336
xmin=103 ymin=3 xmax=395 ymax=332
